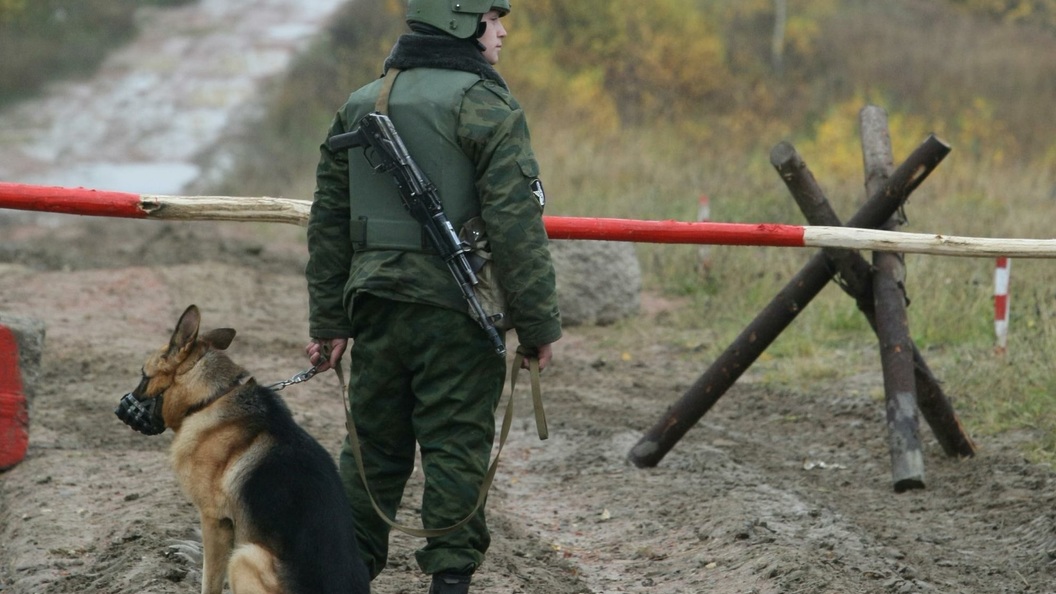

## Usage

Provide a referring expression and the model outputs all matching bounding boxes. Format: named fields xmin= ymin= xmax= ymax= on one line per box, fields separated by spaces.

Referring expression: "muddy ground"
xmin=1 ymin=217 xmax=1055 ymax=594
xmin=2 ymin=0 xmax=1056 ymax=592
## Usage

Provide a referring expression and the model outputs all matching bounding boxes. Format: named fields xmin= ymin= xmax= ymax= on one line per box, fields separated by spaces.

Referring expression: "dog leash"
xmin=335 ymin=345 xmax=547 ymax=538
xmin=268 ymin=355 xmax=545 ymax=441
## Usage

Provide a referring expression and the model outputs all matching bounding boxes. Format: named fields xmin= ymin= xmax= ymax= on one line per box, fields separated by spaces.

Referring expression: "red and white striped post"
xmin=696 ymin=194 xmax=712 ymax=276
xmin=994 ymin=257 xmax=1011 ymax=354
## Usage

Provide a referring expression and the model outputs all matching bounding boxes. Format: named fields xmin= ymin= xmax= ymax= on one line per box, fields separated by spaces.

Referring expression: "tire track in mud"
xmin=494 ymin=348 xmax=1056 ymax=594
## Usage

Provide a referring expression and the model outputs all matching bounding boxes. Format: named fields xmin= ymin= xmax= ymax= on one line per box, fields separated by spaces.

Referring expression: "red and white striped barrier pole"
xmin=541 ymin=216 xmax=1056 ymax=258
xmin=4 ymin=182 xmax=1056 ymax=258
xmin=0 ymin=182 xmax=313 ymax=224
xmin=994 ymin=257 xmax=1011 ymax=353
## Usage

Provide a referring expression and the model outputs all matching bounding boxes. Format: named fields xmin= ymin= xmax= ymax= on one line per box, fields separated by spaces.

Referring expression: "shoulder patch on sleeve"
xmin=529 ymin=178 xmax=546 ymax=209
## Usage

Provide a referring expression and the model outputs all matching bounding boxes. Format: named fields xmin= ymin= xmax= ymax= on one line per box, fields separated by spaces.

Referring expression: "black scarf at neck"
xmin=383 ymin=33 xmax=508 ymax=90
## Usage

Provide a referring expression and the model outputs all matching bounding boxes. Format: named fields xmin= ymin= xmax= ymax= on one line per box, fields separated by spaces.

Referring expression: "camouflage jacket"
xmin=307 ymin=33 xmax=561 ymax=349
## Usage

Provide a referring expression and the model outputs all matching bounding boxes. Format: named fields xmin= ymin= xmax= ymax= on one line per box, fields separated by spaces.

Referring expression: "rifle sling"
xmin=375 ymin=68 xmax=401 ymax=114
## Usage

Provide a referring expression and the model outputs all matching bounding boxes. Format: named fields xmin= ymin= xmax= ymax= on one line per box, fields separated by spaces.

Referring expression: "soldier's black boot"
xmin=429 ymin=572 xmax=472 ymax=594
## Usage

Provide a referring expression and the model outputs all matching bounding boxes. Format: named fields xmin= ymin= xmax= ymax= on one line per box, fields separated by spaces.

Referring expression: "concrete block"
xmin=551 ymin=240 xmax=641 ymax=326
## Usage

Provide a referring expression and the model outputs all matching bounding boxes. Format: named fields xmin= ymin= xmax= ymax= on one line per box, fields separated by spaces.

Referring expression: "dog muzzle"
xmin=115 ymin=393 xmax=167 ymax=435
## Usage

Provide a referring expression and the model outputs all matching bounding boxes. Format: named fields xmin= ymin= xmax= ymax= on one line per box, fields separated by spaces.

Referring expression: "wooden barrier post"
xmin=627 ymin=134 xmax=952 ymax=468
xmin=860 ymin=106 xmax=925 ymax=491
xmin=3 ymin=184 xmax=1056 ymax=258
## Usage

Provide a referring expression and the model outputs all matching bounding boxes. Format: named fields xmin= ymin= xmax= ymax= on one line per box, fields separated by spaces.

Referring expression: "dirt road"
xmin=2 ymin=2 xmax=1056 ymax=594
xmin=0 ymin=0 xmax=346 ymax=196
xmin=2 ymin=218 xmax=1056 ymax=594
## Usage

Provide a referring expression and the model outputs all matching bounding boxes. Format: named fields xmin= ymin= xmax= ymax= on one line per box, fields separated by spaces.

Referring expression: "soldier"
xmin=304 ymin=1 xmax=561 ymax=593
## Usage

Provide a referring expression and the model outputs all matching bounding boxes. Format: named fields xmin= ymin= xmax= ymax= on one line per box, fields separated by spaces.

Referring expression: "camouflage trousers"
xmin=340 ymin=294 xmax=506 ymax=578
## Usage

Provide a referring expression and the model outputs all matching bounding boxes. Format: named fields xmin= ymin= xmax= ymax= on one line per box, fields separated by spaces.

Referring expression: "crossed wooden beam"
xmin=628 ymin=107 xmax=977 ymax=491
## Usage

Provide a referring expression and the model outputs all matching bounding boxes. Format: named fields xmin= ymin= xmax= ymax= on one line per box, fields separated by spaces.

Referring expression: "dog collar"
xmin=183 ymin=371 xmax=254 ymax=418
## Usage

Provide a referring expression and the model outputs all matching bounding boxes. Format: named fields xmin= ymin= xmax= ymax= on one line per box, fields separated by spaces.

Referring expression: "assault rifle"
xmin=328 ymin=112 xmax=506 ymax=357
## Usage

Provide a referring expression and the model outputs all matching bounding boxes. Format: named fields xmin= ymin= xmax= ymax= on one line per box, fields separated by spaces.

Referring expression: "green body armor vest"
xmin=344 ymin=69 xmax=481 ymax=252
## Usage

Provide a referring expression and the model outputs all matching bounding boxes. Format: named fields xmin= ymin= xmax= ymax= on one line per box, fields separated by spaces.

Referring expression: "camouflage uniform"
xmin=306 ymin=31 xmax=561 ymax=578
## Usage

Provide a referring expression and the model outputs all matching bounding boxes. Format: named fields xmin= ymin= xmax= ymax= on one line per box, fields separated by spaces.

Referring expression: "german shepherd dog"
xmin=116 ymin=305 xmax=370 ymax=594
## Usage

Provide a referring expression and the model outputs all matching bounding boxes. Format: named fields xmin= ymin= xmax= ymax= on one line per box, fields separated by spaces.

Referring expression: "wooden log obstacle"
xmin=625 ymin=129 xmax=978 ymax=492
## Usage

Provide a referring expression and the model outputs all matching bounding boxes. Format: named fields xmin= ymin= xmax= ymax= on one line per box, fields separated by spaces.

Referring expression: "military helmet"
xmin=406 ymin=0 xmax=510 ymax=39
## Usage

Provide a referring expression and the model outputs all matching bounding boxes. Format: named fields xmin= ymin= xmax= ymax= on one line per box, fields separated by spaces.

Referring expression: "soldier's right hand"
xmin=306 ymin=338 xmax=348 ymax=372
